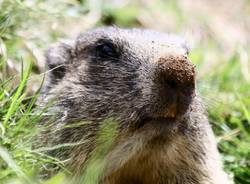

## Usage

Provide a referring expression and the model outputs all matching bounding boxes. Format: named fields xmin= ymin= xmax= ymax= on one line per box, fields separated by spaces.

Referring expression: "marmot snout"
xmin=154 ymin=54 xmax=195 ymax=118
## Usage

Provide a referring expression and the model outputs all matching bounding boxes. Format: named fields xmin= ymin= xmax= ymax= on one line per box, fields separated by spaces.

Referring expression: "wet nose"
xmin=158 ymin=54 xmax=196 ymax=96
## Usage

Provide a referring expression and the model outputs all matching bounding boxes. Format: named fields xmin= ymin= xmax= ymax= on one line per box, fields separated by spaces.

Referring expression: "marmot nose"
xmin=157 ymin=55 xmax=196 ymax=96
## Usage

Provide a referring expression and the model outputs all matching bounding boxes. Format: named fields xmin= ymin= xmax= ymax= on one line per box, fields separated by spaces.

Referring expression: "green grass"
xmin=0 ymin=65 xmax=41 ymax=184
xmin=0 ymin=0 xmax=250 ymax=183
xmin=196 ymin=53 xmax=250 ymax=183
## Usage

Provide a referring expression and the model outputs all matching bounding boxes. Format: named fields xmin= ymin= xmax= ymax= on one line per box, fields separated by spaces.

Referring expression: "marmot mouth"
xmin=144 ymin=117 xmax=176 ymax=123
xmin=137 ymin=116 xmax=176 ymax=129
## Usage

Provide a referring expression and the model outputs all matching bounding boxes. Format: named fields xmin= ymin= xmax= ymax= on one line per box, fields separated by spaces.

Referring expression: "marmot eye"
xmin=96 ymin=43 xmax=118 ymax=58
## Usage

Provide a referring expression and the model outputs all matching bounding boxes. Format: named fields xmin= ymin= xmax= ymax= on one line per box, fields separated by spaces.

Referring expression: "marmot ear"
xmin=45 ymin=41 xmax=75 ymax=85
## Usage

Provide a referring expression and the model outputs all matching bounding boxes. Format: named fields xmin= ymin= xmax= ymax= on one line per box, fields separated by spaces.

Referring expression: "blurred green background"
xmin=0 ymin=0 xmax=250 ymax=183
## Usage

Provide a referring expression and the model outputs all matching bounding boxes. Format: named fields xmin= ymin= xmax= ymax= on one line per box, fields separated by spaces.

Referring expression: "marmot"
xmin=39 ymin=27 xmax=231 ymax=184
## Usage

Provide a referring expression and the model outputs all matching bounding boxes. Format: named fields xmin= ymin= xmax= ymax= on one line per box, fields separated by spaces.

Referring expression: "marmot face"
xmin=40 ymin=27 xmax=231 ymax=184
xmin=44 ymin=27 xmax=195 ymax=133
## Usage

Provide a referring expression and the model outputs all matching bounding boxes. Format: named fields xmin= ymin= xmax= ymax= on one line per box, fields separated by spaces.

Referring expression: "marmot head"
xmin=43 ymin=27 xmax=195 ymax=132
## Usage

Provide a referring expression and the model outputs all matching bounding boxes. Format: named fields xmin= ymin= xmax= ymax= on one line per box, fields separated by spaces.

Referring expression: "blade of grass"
xmin=0 ymin=146 xmax=31 ymax=183
xmin=2 ymin=63 xmax=31 ymax=128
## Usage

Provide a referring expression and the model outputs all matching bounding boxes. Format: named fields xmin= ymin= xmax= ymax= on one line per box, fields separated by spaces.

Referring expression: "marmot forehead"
xmin=76 ymin=27 xmax=190 ymax=57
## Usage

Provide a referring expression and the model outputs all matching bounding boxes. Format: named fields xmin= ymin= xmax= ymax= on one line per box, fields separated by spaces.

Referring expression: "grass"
xmin=0 ymin=0 xmax=250 ymax=183
xmin=195 ymin=53 xmax=250 ymax=183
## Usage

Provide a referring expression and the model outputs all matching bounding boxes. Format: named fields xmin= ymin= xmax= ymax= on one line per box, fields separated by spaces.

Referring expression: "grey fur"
xmin=38 ymin=27 xmax=231 ymax=184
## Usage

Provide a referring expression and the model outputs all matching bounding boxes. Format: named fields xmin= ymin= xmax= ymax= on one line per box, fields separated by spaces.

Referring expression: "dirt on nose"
xmin=158 ymin=55 xmax=196 ymax=95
